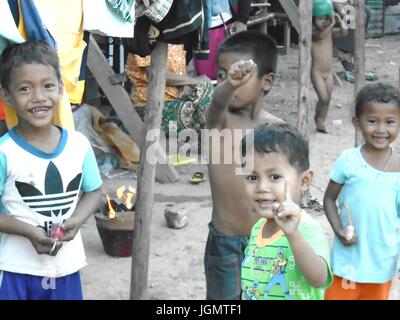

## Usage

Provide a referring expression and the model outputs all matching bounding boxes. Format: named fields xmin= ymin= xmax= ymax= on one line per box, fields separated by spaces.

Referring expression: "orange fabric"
xmin=0 ymin=100 xmax=6 ymax=120
xmin=325 ymin=275 xmax=392 ymax=300
xmin=125 ymin=44 xmax=186 ymax=106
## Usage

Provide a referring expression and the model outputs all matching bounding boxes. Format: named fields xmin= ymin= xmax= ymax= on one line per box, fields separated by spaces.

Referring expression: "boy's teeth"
xmin=30 ymin=107 xmax=49 ymax=113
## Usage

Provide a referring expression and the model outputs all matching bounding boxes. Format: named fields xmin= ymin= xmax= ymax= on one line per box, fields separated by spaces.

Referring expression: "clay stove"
xmin=95 ymin=187 xmax=136 ymax=257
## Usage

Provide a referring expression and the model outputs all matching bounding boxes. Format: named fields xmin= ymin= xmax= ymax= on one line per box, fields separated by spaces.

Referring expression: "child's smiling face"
xmin=244 ymin=151 xmax=303 ymax=219
xmin=4 ymin=62 xmax=63 ymax=129
xmin=353 ymin=101 xmax=400 ymax=151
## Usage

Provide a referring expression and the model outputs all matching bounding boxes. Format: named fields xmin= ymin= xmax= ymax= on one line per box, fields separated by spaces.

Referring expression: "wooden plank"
xmin=278 ymin=0 xmax=300 ymax=34
xmin=109 ymin=73 xmax=128 ymax=85
xmin=332 ymin=70 xmax=343 ymax=87
xmin=296 ymin=0 xmax=313 ymax=142
xmin=87 ymin=35 xmax=179 ymax=183
xmin=130 ymin=42 xmax=168 ymax=300
xmin=354 ymin=0 xmax=366 ymax=147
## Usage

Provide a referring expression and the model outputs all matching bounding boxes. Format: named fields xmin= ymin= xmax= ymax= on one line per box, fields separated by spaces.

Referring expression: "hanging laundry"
xmin=122 ymin=16 xmax=153 ymax=57
xmin=33 ymin=0 xmax=86 ymax=106
xmin=19 ymin=0 xmax=57 ymax=48
xmin=83 ymin=0 xmax=135 ymax=38
xmin=156 ymin=0 xmax=203 ymax=42
xmin=143 ymin=0 xmax=174 ymax=23
xmin=0 ymin=1 xmax=24 ymax=54
xmin=106 ymin=0 xmax=135 ymax=23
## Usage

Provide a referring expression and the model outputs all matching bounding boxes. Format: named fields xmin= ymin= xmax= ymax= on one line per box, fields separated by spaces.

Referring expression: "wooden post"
xmin=87 ymin=35 xmax=179 ymax=183
xmin=283 ymin=19 xmax=291 ymax=55
xmin=297 ymin=0 xmax=313 ymax=142
xmin=278 ymin=0 xmax=301 ymax=34
xmin=130 ymin=42 xmax=168 ymax=300
xmin=354 ymin=0 xmax=365 ymax=147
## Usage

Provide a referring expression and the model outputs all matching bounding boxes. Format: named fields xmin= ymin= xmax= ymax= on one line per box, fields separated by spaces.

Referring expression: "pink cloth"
xmin=194 ymin=26 xmax=226 ymax=81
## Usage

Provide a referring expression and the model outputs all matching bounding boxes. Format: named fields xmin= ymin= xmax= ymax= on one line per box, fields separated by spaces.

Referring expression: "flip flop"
xmin=190 ymin=172 xmax=206 ymax=184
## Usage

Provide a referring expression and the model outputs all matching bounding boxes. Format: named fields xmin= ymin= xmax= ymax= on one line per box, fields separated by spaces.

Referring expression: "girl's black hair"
xmin=355 ymin=82 xmax=400 ymax=117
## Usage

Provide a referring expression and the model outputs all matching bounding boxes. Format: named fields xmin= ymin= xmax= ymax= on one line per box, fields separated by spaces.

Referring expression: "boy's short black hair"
xmin=0 ymin=40 xmax=61 ymax=91
xmin=355 ymin=82 xmax=400 ymax=117
xmin=241 ymin=123 xmax=310 ymax=174
xmin=218 ymin=30 xmax=277 ymax=78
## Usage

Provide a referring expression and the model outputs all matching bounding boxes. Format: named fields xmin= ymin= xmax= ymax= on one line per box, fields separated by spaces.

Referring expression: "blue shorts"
xmin=0 ymin=271 xmax=83 ymax=300
xmin=204 ymin=223 xmax=249 ymax=300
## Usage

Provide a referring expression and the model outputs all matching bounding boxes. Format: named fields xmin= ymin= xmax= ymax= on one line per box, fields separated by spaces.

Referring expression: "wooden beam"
xmin=297 ymin=0 xmax=313 ymax=142
xmin=332 ymin=70 xmax=343 ymax=87
xmin=87 ymin=35 xmax=179 ymax=183
xmin=278 ymin=0 xmax=300 ymax=34
xmin=354 ymin=0 xmax=365 ymax=147
xmin=130 ymin=42 xmax=168 ymax=300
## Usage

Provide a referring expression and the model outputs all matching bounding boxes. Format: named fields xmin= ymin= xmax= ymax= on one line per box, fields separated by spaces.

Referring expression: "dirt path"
xmin=80 ymin=34 xmax=400 ymax=300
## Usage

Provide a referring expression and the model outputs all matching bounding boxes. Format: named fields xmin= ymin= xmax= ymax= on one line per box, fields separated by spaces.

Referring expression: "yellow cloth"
xmin=33 ymin=0 xmax=86 ymax=105
xmin=5 ymin=0 xmax=74 ymax=130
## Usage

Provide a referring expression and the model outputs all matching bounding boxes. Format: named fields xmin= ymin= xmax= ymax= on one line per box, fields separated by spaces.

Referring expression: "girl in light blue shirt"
xmin=323 ymin=82 xmax=400 ymax=300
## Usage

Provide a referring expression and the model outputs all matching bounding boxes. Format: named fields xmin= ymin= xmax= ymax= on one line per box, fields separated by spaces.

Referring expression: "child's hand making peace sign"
xmin=273 ymin=178 xmax=301 ymax=235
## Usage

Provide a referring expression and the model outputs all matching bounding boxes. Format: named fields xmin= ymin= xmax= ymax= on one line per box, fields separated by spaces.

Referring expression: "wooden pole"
xmin=87 ymin=36 xmax=179 ymax=183
xmin=354 ymin=0 xmax=365 ymax=147
xmin=297 ymin=0 xmax=313 ymax=142
xmin=130 ymin=42 xmax=168 ymax=300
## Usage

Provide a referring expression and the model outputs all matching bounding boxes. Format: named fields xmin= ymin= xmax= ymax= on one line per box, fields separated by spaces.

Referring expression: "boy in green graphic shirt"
xmin=240 ymin=123 xmax=333 ymax=300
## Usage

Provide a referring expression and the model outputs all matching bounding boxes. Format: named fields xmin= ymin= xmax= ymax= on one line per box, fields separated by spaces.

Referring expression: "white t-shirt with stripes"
xmin=0 ymin=127 xmax=102 ymax=278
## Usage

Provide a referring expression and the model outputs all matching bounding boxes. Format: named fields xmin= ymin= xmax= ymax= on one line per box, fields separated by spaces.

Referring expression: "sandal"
xmin=190 ymin=172 xmax=206 ymax=184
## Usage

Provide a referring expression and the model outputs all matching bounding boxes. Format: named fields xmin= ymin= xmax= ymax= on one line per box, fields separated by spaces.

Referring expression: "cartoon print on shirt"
xmin=264 ymin=247 xmax=292 ymax=299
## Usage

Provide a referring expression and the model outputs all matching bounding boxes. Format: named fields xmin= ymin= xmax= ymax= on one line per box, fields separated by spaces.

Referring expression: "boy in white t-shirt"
xmin=0 ymin=40 xmax=102 ymax=299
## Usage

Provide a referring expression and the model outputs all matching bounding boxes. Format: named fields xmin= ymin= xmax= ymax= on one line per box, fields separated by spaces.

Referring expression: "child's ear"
xmin=0 ymin=86 xmax=12 ymax=106
xmin=58 ymin=81 xmax=64 ymax=99
xmin=300 ymin=169 xmax=314 ymax=192
xmin=262 ymin=73 xmax=274 ymax=93
xmin=352 ymin=116 xmax=360 ymax=129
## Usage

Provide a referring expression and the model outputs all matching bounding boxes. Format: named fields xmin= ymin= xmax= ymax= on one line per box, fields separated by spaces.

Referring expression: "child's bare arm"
xmin=323 ymin=180 xmax=356 ymax=245
xmin=0 ymin=214 xmax=62 ymax=255
xmin=59 ymin=187 xmax=103 ymax=241
xmin=207 ymin=60 xmax=257 ymax=129
xmin=332 ymin=13 xmax=348 ymax=39
xmin=273 ymin=179 xmax=328 ymax=287
xmin=286 ymin=230 xmax=328 ymax=288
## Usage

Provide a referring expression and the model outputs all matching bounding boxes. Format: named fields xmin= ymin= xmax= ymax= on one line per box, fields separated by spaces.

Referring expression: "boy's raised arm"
xmin=332 ymin=13 xmax=348 ymax=39
xmin=207 ymin=60 xmax=257 ymax=129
